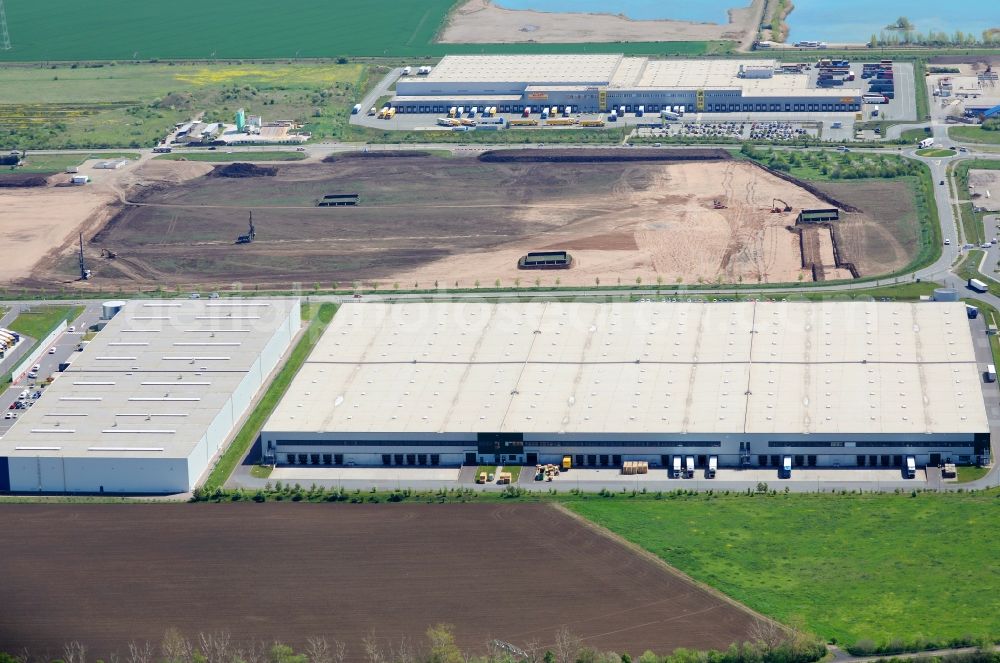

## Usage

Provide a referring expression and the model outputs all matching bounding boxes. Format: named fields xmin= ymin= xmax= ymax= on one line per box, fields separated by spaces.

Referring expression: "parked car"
xmin=4 ymin=412 xmax=15 ymax=420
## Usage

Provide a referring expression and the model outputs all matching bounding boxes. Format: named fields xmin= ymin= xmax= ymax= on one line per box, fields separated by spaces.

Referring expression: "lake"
xmin=785 ymin=0 xmax=998 ymax=43
xmin=492 ymin=0 xmax=749 ymax=24
xmin=493 ymin=0 xmax=998 ymax=43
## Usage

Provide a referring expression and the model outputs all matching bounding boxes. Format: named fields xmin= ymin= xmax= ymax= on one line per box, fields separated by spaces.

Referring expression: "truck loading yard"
xmin=36 ymin=150 xmax=919 ymax=290
xmin=0 ymin=503 xmax=761 ymax=657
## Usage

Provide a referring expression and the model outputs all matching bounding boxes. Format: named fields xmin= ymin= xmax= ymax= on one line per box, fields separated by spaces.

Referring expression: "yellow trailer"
xmin=562 ymin=456 xmax=572 ymax=471
xmin=545 ymin=118 xmax=576 ymax=126
xmin=509 ymin=119 xmax=539 ymax=126
xmin=580 ymin=120 xmax=605 ymax=127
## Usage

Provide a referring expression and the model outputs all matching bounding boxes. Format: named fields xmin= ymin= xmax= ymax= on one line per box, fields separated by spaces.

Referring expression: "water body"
xmin=785 ymin=0 xmax=998 ymax=43
xmin=493 ymin=0 xmax=749 ymax=24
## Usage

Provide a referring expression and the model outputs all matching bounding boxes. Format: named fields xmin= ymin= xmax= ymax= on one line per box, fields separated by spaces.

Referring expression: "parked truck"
xmin=987 ymin=364 xmax=997 ymax=383
xmin=968 ymin=278 xmax=988 ymax=293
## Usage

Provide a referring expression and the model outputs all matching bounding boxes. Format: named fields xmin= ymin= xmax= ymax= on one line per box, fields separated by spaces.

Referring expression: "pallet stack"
xmin=621 ymin=461 xmax=649 ymax=475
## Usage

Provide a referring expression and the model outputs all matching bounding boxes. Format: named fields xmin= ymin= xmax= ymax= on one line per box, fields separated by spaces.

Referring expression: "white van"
xmin=672 ymin=456 xmax=682 ymax=478
xmin=904 ymin=456 xmax=916 ymax=479
xmin=685 ymin=456 xmax=695 ymax=478
xmin=707 ymin=455 xmax=718 ymax=479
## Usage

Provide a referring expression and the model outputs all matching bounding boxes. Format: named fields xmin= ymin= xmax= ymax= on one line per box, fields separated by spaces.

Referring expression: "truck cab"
xmin=672 ymin=456 xmax=682 ymax=478
xmin=904 ymin=456 xmax=916 ymax=479
xmin=707 ymin=456 xmax=718 ymax=479
xmin=684 ymin=456 xmax=695 ymax=478
xmin=780 ymin=456 xmax=792 ymax=478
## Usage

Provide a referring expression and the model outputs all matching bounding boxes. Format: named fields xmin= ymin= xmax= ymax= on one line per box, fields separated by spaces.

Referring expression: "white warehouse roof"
xmin=267 ymin=301 xmax=987 ymax=437
xmin=422 ymin=54 xmax=624 ymax=84
xmin=2 ymin=299 xmax=300 ymax=461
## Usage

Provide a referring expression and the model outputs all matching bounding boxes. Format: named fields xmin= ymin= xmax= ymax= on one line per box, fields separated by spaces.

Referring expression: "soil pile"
xmin=210 ymin=163 xmax=277 ymax=178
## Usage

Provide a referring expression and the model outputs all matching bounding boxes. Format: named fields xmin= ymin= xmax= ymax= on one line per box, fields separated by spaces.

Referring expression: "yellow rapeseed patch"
xmin=173 ymin=65 xmax=363 ymax=87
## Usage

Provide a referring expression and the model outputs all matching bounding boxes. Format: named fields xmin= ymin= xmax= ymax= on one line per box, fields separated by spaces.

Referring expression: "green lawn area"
xmin=155 ymin=151 xmax=306 ymax=162
xmin=476 ymin=466 xmax=497 ymax=480
xmin=950 ymin=126 xmax=1000 ymax=145
xmin=565 ymin=492 xmax=1000 ymax=646
xmin=249 ymin=464 xmax=274 ymax=479
xmin=0 ymin=0 xmax=728 ymax=61
xmin=6 ymin=305 xmax=83 ymax=340
xmin=955 ymin=465 xmax=991 ymax=483
xmin=915 ymin=148 xmax=956 ymax=158
xmin=10 ymin=152 xmax=139 ymax=173
xmin=0 ymin=62 xmax=369 ymax=149
xmin=201 ymin=302 xmax=336 ymax=492
xmin=501 ymin=465 xmax=522 ymax=482
xmin=900 ymin=127 xmax=931 ymax=144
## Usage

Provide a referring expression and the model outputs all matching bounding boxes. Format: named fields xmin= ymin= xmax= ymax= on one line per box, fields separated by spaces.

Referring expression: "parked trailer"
xmin=862 ymin=94 xmax=888 ymax=104
xmin=684 ymin=456 xmax=695 ymax=479
xmin=988 ymin=364 xmax=998 ymax=383
xmin=968 ymin=278 xmax=989 ymax=293
xmin=707 ymin=456 xmax=718 ymax=479
xmin=905 ymin=456 xmax=916 ymax=479
xmin=919 ymin=137 xmax=934 ymax=148
xmin=672 ymin=456 xmax=682 ymax=478
xmin=579 ymin=120 xmax=605 ymax=127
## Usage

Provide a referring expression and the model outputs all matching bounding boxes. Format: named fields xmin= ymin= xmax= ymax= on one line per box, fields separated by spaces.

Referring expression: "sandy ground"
xmin=0 ymin=159 xmax=215 ymax=285
xmin=393 ymin=161 xmax=820 ymax=287
xmin=0 ymin=182 xmax=114 ymax=284
xmin=968 ymin=169 xmax=1000 ymax=212
xmin=439 ymin=0 xmax=761 ymax=44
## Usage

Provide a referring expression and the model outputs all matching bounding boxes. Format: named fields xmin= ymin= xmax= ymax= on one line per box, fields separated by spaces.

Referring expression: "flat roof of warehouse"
xmin=1 ymin=299 xmax=298 ymax=459
xmin=266 ymin=302 xmax=987 ymax=437
xmin=423 ymin=54 xmax=624 ymax=84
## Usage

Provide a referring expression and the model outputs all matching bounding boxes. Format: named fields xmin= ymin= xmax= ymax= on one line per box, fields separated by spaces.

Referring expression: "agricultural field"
xmin=566 ymin=492 xmax=1000 ymax=647
xmin=0 ymin=62 xmax=371 ymax=149
xmin=0 ymin=503 xmax=760 ymax=657
xmin=0 ymin=0 xmax=720 ymax=62
xmin=43 ymin=150 xmax=917 ymax=290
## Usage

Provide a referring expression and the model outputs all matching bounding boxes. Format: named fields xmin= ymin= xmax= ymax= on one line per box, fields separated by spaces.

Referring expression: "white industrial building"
xmin=262 ymin=301 xmax=990 ymax=472
xmin=391 ymin=55 xmax=862 ymax=115
xmin=0 ymin=299 xmax=300 ymax=493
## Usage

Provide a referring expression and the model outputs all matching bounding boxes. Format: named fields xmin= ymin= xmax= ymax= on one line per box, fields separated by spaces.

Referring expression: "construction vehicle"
xmin=77 ymin=232 xmax=91 ymax=280
xmin=100 ymin=248 xmax=118 ymax=259
xmin=713 ymin=200 xmax=727 ymax=209
xmin=235 ymin=211 xmax=256 ymax=244
xmin=771 ymin=198 xmax=792 ymax=213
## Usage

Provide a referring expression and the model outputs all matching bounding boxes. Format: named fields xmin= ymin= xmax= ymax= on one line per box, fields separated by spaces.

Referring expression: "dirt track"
xmin=0 ymin=504 xmax=759 ymax=660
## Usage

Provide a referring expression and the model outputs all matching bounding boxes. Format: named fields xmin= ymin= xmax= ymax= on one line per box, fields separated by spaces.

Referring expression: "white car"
xmin=48 ymin=347 xmax=56 ymax=354
xmin=944 ymin=238 xmax=951 ymax=245
xmin=68 ymin=326 xmax=76 ymax=333
xmin=27 ymin=371 xmax=37 ymax=380
xmin=3 ymin=412 xmax=15 ymax=420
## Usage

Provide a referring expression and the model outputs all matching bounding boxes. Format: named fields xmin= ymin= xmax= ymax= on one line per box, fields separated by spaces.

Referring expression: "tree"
xmin=198 ymin=632 xmax=232 ymax=663
xmin=161 ymin=629 xmax=194 ymax=663
xmin=553 ymin=628 xmax=581 ymax=663
xmin=425 ymin=624 xmax=463 ymax=663
xmin=305 ymin=638 xmax=332 ymax=663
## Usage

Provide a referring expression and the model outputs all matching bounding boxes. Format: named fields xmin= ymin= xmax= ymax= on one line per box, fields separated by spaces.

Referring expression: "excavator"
xmin=771 ymin=198 xmax=792 ymax=213
xmin=713 ymin=199 xmax=727 ymax=209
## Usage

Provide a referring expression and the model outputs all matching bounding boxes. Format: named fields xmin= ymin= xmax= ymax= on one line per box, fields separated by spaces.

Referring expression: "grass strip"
xmin=201 ymin=302 xmax=336 ymax=492
xmin=155 ymin=151 xmax=306 ymax=162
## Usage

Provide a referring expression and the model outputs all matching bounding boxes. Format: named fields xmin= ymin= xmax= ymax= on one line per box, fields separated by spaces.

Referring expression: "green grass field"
xmin=950 ymin=126 xmax=1000 ymax=145
xmin=565 ymin=493 xmax=1000 ymax=646
xmin=202 ymin=302 xmax=336 ymax=492
xmin=900 ymin=127 xmax=932 ymax=144
xmin=155 ymin=151 xmax=306 ymax=162
xmin=502 ymin=465 xmax=522 ymax=482
xmin=0 ymin=62 xmax=369 ymax=149
xmin=10 ymin=152 xmax=139 ymax=173
xmin=6 ymin=305 xmax=83 ymax=340
xmin=0 ymin=0 xmax=725 ymax=61
xmin=955 ymin=466 xmax=991 ymax=483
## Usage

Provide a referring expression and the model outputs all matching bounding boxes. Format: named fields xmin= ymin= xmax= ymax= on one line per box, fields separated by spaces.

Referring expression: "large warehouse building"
xmin=392 ymin=55 xmax=862 ymax=115
xmin=0 ymin=299 xmax=300 ymax=493
xmin=262 ymin=302 xmax=990 ymax=472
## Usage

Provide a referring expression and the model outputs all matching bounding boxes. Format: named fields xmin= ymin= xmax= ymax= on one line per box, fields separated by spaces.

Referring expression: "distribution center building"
xmin=392 ymin=55 xmax=862 ymax=115
xmin=262 ymin=302 xmax=990 ymax=471
xmin=0 ymin=298 xmax=300 ymax=493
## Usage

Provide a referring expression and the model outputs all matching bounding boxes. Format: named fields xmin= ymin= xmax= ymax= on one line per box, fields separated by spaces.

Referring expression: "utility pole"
xmin=0 ymin=0 xmax=11 ymax=51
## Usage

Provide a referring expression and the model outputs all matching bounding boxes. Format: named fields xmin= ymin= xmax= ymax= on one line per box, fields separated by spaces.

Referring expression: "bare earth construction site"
xmin=23 ymin=151 xmax=918 ymax=289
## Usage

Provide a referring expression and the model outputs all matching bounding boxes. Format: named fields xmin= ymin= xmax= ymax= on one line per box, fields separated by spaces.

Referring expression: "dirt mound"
xmin=753 ymin=162 xmax=860 ymax=212
xmin=323 ymin=150 xmax=431 ymax=163
xmin=479 ymin=148 xmax=731 ymax=163
xmin=210 ymin=162 xmax=277 ymax=178
xmin=0 ymin=173 xmax=50 ymax=188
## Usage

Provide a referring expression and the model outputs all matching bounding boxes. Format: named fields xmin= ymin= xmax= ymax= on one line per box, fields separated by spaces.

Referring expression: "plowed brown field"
xmin=0 ymin=503 xmax=760 ymax=660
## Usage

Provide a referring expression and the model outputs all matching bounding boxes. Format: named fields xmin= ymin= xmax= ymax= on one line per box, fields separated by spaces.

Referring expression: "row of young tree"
xmin=868 ymin=28 xmax=1000 ymax=46
xmin=740 ymin=143 xmax=921 ymax=179
xmin=0 ymin=622 xmax=827 ymax=663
